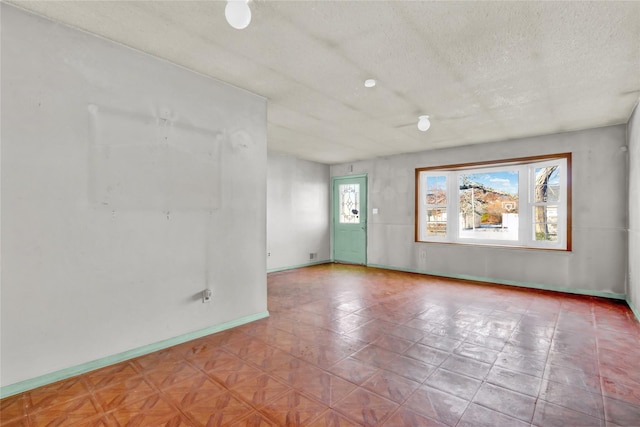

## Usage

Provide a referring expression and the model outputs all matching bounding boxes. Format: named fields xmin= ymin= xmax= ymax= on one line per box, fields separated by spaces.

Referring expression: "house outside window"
xmin=416 ymin=153 xmax=571 ymax=250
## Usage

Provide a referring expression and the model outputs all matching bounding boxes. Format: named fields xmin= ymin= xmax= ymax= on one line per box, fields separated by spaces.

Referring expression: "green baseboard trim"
xmin=367 ymin=263 xmax=627 ymax=300
xmin=0 ymin=310 xmax=270 ymax=399
xmin=267 ymin=259 xmax=331 ymax=273
xmin=626 ymin=297 xmax=640 ymax=323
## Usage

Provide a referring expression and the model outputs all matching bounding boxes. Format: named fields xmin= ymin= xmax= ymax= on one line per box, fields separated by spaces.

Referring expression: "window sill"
xmin=415 ymin=239 xmax=571 ymax=252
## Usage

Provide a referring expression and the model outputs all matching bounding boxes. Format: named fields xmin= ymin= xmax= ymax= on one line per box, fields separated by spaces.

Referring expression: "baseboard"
xmin=0 ymin=310 xmax=270 ymax=399
xmin=267 ymin=259 xmax=331 ymax=273
xmin=367 ymin=263 xmax=627 ymax=301
xmin=626 ymin=296 xmax=640 ymax=323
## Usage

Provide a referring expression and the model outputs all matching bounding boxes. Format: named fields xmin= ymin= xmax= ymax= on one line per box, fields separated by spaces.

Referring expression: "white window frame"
xmin=415 ymin=153 xmax=571 ymax=251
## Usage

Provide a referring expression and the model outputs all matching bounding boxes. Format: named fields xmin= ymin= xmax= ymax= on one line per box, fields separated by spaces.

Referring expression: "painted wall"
xmin=331 ymin=126 xmax=628 ymax=297
xmin=1 ymin=5 xmax=267 ymax=388
xmin=628 ymin=100 xmax=640 ymax=317
xmin=267 ymin=151 xmax=330 ymax=271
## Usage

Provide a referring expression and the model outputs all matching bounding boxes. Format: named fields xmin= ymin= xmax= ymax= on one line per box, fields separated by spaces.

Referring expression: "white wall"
xmin=628 ymin=100 xmax=640 ymax=316
xmin=332 ymin=126 xmax=628 ymax=296
xmin=1 ymin=5 xmax=267 ymax=388
xmin=267 ymin=151 xmax=330 ymax=271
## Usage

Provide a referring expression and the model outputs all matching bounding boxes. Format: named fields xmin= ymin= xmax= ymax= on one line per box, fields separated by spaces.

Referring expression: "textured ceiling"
xmin=9 ymin=1 xmax=640 ymax=164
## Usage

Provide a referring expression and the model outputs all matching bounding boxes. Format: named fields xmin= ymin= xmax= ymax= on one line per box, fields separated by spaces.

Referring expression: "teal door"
xmin=333 ymin=175 xmax=367 ymax=264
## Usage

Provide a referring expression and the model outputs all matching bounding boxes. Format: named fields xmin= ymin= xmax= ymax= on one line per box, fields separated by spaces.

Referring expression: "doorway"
xmin=332 ymin=175 xmax=367 ymax=264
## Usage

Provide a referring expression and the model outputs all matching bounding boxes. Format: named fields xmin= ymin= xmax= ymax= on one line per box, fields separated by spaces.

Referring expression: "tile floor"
xmin=2 ymin=264 xmax=640 ymax=426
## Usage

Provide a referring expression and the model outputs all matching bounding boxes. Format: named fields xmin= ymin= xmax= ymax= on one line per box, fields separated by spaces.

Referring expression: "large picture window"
xmin=415 ymin=153 xmax=571 ymax=250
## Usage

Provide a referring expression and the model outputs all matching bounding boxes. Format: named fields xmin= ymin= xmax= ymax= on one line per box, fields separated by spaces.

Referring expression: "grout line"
xmin=530 ymin=299 xmax=562 ymax=425
xmin=593 ymin=303 xmax=609 ymax=424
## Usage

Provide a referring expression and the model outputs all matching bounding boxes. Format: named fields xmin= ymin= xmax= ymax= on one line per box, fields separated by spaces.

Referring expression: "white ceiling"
xmin=9 ymin=1 xmax=640 ymax=164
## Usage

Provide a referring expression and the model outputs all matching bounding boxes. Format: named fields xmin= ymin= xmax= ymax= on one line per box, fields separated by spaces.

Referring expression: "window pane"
xmin=426 ymin=208 xmax=447 ymax=236
xmin=424 ymin=175 xmax=447 ymax=237
xmin=534 ymin=225 xmax=558 ymax=241
xmin=339 ymin=183 xmax=360 ymax=224
xmin=458 ymin=171 xmax=519 ymax=241
xmin=426 ymin=176 xmax=447 ymax=205
xmin=535 ymin=166 xmax=560 ymax=202
xmin=534 ymin=205 xmax=558 ymax=241
xmin=533 ymin=205 xmax=558 ymax=224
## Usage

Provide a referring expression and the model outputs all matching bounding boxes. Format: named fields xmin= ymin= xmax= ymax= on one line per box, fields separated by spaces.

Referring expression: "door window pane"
xmin=339 ymin=183 xmax=360 ymax=223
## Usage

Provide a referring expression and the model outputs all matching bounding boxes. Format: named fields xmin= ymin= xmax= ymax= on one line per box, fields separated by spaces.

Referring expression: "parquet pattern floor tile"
xmin=2 ymin=264 xmax=640 ymax=426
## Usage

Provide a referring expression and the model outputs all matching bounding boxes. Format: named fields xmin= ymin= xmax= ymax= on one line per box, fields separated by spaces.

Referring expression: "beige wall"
xmin=332 ymin=125 xmax=628 ymax=297
xmin=267 ymin=152 xmax=330 ymax=271
xmin=1 ymin=4 xmax=267 ymax=388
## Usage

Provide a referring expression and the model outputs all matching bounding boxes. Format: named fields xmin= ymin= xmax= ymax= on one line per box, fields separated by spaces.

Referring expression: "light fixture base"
xmin=225 ymin=0 xmax=252 ymax=30
xmin=418 ymin=115 xmax=431 ymax=132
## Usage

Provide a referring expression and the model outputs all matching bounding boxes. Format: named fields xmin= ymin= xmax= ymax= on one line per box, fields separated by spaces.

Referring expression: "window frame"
xmin=415 ymin=153 xmax=572 ymax=251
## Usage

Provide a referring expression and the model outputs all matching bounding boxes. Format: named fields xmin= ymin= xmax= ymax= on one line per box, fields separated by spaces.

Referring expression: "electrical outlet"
xmin=202 ymin=289 xmax=212 ymax=303
xmin=267 ymin=252 xmax=271 ymax=257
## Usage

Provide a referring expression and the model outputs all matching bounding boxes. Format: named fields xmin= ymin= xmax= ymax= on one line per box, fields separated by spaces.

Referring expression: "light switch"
xmin=372 ymin=208 xmax=379 ymax=215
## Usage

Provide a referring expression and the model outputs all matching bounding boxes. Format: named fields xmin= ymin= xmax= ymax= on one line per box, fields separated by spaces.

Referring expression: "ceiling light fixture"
xmin=225 ymin=0 xmax=252 ymax=30
xmin=364 ymin=79 xmax=376 ymax=88
xmin=417 ymin=115 xmax=431 ymax=132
